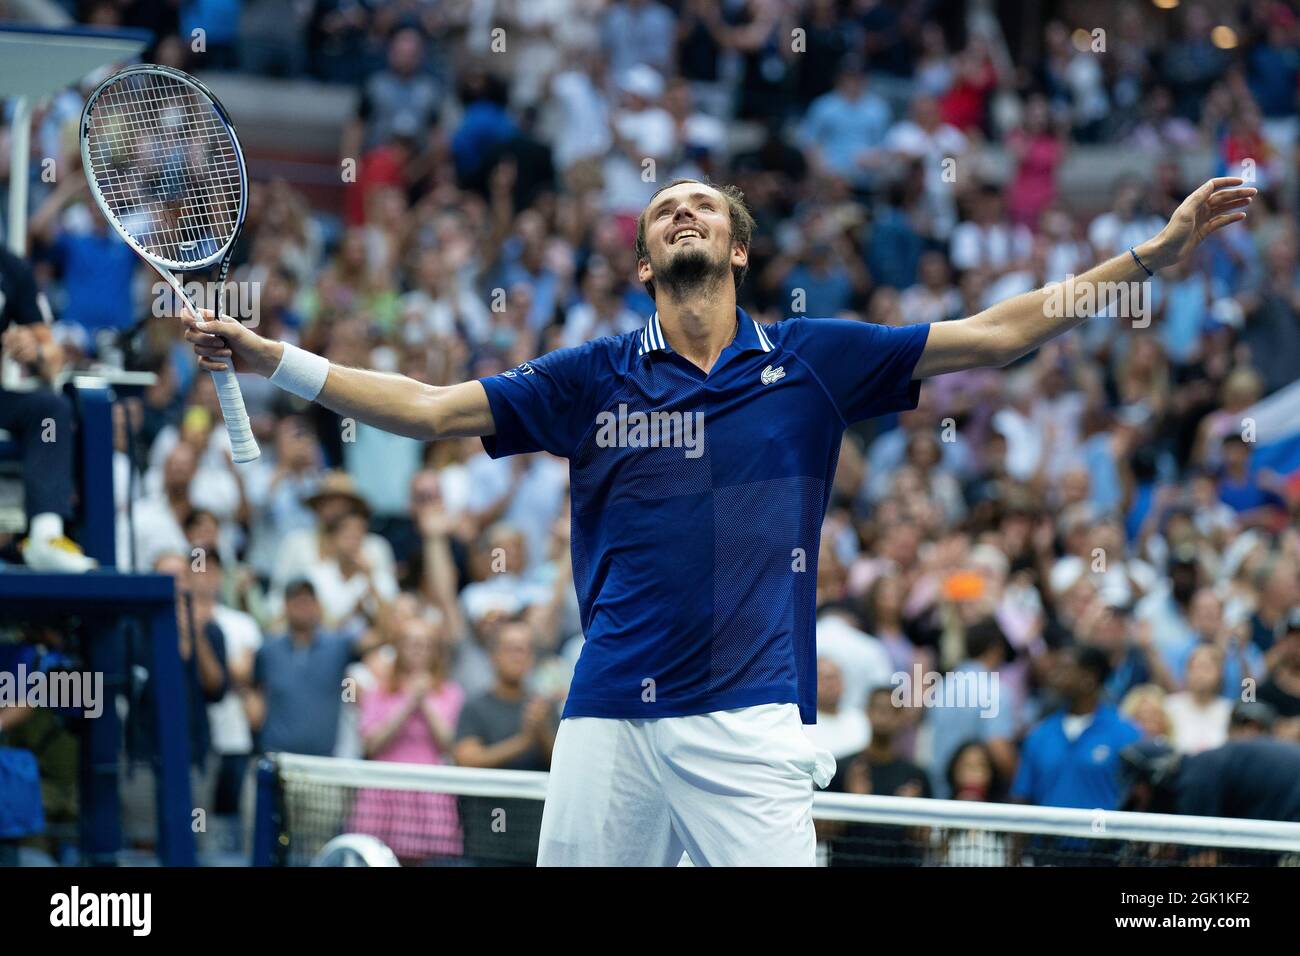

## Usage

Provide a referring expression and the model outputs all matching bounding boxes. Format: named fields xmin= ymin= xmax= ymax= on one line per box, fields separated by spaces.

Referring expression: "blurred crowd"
xmin=3 ymin=0 xmax=1300 ymax=862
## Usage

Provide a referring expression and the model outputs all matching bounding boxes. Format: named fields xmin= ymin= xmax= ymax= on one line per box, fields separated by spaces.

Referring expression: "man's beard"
xmin=655 ymin=245 xmax=730 ymax=301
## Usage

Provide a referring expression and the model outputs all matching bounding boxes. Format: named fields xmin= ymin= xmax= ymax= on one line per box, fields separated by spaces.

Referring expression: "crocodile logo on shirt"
xmin=760 ymin=364 xmax=785 ymax=386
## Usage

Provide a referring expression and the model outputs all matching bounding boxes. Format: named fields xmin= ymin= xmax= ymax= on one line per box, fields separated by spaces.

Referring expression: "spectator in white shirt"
xmin=269 ymin=471 xmax=396 ymax=610
xmin=816 ymin=602 xmax=895 ymax=716
xmin=884 ymin=95 xmax=968 ymax=238
xmin=545 ymin=55 xmax=613 ymax=171
xmin=1087 ymin=177 xmax=1166 ymax=259
xmin=129 ymin=440 xmax=196 ymax=571
xmin=1165 ymin=644 xmax=1232 ymax=753
xmin=949 ymin=184 xmax=1033 ymax=273
xmin=604 ymin=65 xmax=677 ymax=216
xmin=307 ymin=510 xmax=400 ymax=633
xmin=195 ymin=550 xmax=263 ymax=853
xmin=806 ymin=657 xmax=870 ymax=760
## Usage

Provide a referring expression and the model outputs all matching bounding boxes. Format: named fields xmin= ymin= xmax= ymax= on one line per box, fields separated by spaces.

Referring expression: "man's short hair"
xmin=1067 ymin=643 xmax=1112 ymax=686
xmin=183 ymin=508 xmax=219 ymax=533
xmin=966 ymin=618 xmax=1012 ymax=662
xmin=1230 ymin=700 xmax=1277 ymax=730
xmin=491 ymin=618 xmax=535 ymax=652
xmin=633 ymin=178 xmax=756 ymax=300
xmin=284 ymin=578 xmax=317 ymax=600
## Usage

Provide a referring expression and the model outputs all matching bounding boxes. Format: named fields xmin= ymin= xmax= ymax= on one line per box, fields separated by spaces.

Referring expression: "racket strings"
xmin=85 ymin=72 xmax=243 ymax=268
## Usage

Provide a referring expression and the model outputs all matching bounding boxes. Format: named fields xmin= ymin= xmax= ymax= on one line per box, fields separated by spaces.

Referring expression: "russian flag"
xmin=1244 ymin=378 xmax=1300 ymax=501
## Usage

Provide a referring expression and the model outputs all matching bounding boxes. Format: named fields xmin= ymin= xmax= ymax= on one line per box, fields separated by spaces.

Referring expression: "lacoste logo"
xmin=760 ymin=364 xmax=785 ymax=385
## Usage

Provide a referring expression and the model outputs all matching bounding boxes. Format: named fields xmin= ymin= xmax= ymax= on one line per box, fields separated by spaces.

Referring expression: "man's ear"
xmin=731 ymin=243 xmax=748 ymax=272
xmin=637 ymin=257 xmax=654 ymax=286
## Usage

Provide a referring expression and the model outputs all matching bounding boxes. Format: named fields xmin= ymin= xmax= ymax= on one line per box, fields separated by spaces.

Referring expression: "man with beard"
xmin=182 ymin=174 xmax=1253 ymax=865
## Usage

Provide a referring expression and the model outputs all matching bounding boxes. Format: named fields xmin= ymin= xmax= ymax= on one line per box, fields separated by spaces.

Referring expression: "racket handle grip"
xmin=209 ymin=367 xmax=261 ymax=463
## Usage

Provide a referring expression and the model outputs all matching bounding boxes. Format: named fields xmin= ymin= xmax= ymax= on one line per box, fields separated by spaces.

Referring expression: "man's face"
xmin=493 ymin=625 xmax=535 ymax=684
xmin=867 ymin=691 xmax=901 ymax=736
xmin=389 ymin=30 xmax=423 ymax=75
xmin=286 ymin=590 xmax=321 ymax=631
xmin=816 ymin=658 xmax=842 ymax=711
xmin=1090 ymin=607 xmax=1127 ymax=652
xmin=638 ymin=183 xmax=744 ymax=298
xmin=163 ymin=444 xmax=197 ymax=491
xmin=1222 ymin=441 xmax=1249 ymax=471
xmin=489 ymin=530 xmax=526 ymax=574
xmin=1052 ymin=652 xmax=1090 ymax=702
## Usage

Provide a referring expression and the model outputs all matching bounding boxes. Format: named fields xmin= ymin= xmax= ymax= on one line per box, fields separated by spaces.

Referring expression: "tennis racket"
xmin=80 ymin=63 xmax=260 ymax=463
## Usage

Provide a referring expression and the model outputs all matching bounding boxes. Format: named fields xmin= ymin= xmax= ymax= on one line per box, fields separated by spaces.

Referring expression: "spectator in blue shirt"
xmin=1217 ymin=435 xmax=1287 ymax=525
xmin=1012 ymin=643 xmax=1142 ymax=812
xmin=180 ymin=0 xmax=242 ymax=70
xmin=251 ymin=579 xmax=388 ymax=756
xmin=602 ymin=0 xmax=677 ymax=79
xmin=452 ymin=72 xmax=521 ymax=186
xmin=30 ymin=177 xmax=138 ymax=341
xmin=779 ymin=241 xmax=863 ymax=317
xmin=801 ymin=63 xmax=892 ymax=187
xmin=866 ymin=183 xmax=924 ymax=289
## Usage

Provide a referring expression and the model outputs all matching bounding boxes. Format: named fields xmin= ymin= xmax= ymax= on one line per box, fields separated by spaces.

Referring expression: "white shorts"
xmin=536 ymin=703 xmax=836 ymax=866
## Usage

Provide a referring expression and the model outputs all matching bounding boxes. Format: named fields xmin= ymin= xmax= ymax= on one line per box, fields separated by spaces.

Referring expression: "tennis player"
xmin=185 ymin=175 xmax=1252 ymax=866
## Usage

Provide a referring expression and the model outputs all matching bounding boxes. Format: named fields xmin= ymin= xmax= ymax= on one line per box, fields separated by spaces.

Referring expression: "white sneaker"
xmin=21 ymin=534 xmax=98 ymax=572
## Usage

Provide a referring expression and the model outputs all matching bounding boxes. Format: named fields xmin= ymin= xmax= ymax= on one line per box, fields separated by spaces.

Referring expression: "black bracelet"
xmin=1129 ymin=246 xmax=1154 ymax=277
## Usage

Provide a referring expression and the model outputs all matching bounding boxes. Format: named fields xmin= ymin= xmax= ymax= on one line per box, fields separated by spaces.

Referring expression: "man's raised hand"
xmin=1139 ymin=177 xmax=1256 ymax=272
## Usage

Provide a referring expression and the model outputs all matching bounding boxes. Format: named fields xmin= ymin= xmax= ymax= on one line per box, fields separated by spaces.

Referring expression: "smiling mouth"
xmin=669 ymin=229 xmax=704 ymax=244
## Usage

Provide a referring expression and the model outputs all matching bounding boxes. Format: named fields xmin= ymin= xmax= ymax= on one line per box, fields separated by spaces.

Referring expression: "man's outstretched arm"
xmin=912 ymin=177 xmax=1255 ymax=379
xmin=184 ymin=310 xmax=496 ymax=441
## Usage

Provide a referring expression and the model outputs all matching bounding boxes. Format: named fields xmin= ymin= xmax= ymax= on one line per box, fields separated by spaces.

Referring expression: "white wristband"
xmin=269 ymin=343 xmax=330 ymax=402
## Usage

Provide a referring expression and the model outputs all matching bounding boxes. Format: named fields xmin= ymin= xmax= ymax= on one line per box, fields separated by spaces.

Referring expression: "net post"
xmin=251 ymin=754 xmax=284 ymax=867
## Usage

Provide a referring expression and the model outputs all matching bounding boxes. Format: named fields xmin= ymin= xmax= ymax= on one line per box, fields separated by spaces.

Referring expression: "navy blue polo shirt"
xmin=1010 ymin=704 xmax=1142 ymax=810
xmin=479 ymin=308 xmax=930 ymax=722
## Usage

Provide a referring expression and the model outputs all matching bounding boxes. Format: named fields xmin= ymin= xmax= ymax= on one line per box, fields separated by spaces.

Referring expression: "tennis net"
xmin=254 ymin=754 xmax=1300 ymax=867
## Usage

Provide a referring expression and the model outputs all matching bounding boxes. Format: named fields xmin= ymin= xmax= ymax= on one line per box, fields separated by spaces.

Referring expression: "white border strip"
xmin=273 ymin=754 xmax=1300 ymax=853
xmin=813 ymin=792 xmax=1300 ymax=851
xmin=276 ymin=753 xmax=550 ymax=801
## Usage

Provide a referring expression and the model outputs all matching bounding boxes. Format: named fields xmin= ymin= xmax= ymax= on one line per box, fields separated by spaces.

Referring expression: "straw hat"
xmin=303 ymin=470 xmax=371 ymax=517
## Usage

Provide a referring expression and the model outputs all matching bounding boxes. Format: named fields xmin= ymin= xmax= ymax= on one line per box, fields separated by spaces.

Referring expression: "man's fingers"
xmin=184 ymin=327 xmax=229 ymax=348
xmin=198 ymin=356 xmax=229 ymax=372
xmin=1190 ymin=176 xmax=1246 ymax=205
xmin=1206 ymin=211 xmax=1247 ymax=234
xmin=1208 ymin=186 xmax=1256 ymax=203
xmin=1210 ymin=197 xmax=1253 ymax=215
